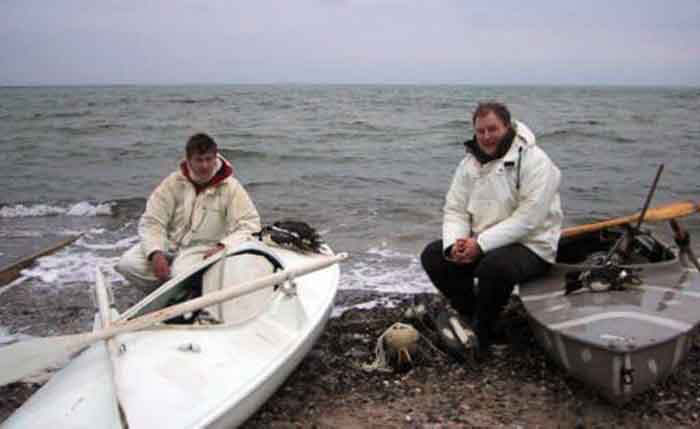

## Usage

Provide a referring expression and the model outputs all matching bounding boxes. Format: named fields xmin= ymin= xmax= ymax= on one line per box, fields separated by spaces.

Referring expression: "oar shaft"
xmin=634 ymin=164 xmax=664 ymax=231
xmin=93 ymin=253 xmax=347 ymax=343
xmin=562 ymin=200 xmax=700 ymax=239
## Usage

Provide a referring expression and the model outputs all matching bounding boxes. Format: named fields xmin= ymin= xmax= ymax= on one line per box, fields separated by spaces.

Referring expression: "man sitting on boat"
xmin=421 ymin=102 xmax=563 ymax=356
xmin=116 ymin=133 xmax=261 ymax=292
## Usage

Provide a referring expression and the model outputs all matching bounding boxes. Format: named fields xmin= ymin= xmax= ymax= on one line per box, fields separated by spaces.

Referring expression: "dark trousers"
xmin=420 ymin=240 xmax=550 ymax=347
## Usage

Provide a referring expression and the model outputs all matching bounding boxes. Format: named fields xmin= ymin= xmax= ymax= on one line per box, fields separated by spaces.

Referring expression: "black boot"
xmin=471 ymin=318 xmax=488 ymax=358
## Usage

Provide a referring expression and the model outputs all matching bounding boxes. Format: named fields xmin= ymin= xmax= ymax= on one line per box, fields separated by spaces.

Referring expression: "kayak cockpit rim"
xmin=118 ymin=242 xmax=289 ymax=322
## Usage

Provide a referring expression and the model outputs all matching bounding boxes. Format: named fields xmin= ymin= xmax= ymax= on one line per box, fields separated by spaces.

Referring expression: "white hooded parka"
xmin=139 ymin=155 xmax=261 ymax=259
xmin=442 ymin=120 xmax=563 ymax=263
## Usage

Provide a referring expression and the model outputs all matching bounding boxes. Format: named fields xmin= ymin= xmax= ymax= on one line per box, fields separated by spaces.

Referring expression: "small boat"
xmin=520 ymin=210 xmax=700 ymax=404
xmin=2 ymin=240 xmax=343 ymax=428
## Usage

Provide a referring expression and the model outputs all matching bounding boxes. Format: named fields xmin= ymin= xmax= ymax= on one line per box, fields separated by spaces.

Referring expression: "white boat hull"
xmin=4 ymin=242 xmax=340 ymax=428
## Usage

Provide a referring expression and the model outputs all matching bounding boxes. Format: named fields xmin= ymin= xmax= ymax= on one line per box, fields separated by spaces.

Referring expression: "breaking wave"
xmin=0 ymin=202 xmax=114 ymax=218
xmin=340 ymin=245 xmax=433 ymax=294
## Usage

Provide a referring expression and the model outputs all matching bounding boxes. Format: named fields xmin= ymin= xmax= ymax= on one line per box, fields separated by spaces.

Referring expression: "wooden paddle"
xmin=0 ymin=233 xmax=83 ymax=287
xmin=562 ymin=200 xmax=700 ymax=239
xmin=0 ymin=252 xmax=347 ymax=387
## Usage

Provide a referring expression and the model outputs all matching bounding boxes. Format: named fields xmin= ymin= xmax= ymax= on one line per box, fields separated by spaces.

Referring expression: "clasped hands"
xmin=449 ymin=237 xmax=482 ymax=264
xmin=150 ymin=244 xmax=225 ymax=282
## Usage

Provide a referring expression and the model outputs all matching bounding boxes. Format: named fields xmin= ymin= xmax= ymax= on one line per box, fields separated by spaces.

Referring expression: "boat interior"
xmin=556 ymin=227 xmax=675 ymax=266
xmin=125 ymin=247 xmax=285 ymax=323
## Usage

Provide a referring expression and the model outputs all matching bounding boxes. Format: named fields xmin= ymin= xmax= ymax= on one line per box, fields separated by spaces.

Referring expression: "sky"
xmin=1 ymin=0 xmax=699 ymax=86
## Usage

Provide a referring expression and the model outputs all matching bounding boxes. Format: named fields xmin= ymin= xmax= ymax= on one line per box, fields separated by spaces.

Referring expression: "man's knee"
xmin=115 ymin=244 xmax=160 ymax=292
xmin=116 ymin=245 xmax=142 ymax=276
xmin=475 ymin=244 xmax=547 ymax=286
xmin=115 ymin=253 xmax=130 ymax=276
xmin=420 ymin=240 xmax=444 ymax=274
xmin=474 ymin=254 xmax=515 ymax=285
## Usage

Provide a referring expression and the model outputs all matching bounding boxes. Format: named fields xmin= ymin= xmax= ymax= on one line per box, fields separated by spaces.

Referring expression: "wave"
xmin=0 ymin=230 xmax=43 ymax=238
xmin=168 ymin=97 xmax=225 ymax=104
xmin=296 ymin=174 xmax=407 ymax=188
xmin=220 ymin=148 xmax=316 ymax=163
xmin=566 ymin=119 xmax=603 ymax=126
xmin=248 ymin=174 xmax=408 ymax=196
xmin=339 ymin=246 xmax=433 ymax=294
xmin=434 ymin=102 xmax=460 ymax=109
xmin=257 ymin=100 xmax=294 ymax=109
xmin=539 ymin=128 xmax=635 ymax=143
xmin=630 ymin=114 xmax=656 ymax=124
xmin=319 ymin=153 xmax=365 ymax=164
xmin=109 ymin=197 xmax=147 ymax=218
xmin=430 ymin=119 xmax=470 ymax=130
xmin=15 ymin=251 xmax=125 ymax=286
xmin=218 ymin=130 xmax=290 ymax=140
xmin=0 ymin=201 xmax=114 ymax=218
xmin=96 ymin=123 xmax=127 ymax=130
xmin=218 ymin=132 xmax=261 ymax=139
xmin=666 ymin=90 xmax=700 ymax=101
xmin=30 ymin=110 xmax=93 ymax=120
xmin=78 ymin=234 xmax=138 ymax=251
xmin=318 ymin=131 xmax=366 ymax=139
xmin=337 ymin=120 xmax=384 ymax=132
xmin=219 ymin=148 xmax=267 ymax=160
xmin=539 ymin=129 xmax=577 ymax=140
xmin=245 ymin=180 xmax=281 ymax=189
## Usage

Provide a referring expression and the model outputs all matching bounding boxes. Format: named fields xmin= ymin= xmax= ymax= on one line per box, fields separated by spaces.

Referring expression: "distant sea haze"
xmin=1 ymin=85 xmax=698 ymax=301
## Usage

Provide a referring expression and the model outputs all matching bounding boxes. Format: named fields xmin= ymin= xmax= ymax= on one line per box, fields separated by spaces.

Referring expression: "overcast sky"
xmin=1 ymin=0 xmax=699 ymax=86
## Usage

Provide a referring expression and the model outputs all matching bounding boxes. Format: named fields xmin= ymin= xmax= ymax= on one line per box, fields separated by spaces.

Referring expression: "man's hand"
xmin=450 ymin=238 xmax=466 ymax=261
xmin=462 ymin=238 xmax=482 ymax=262
xmin=449 ymin=238 xmax=482 ymax=264
xmin=151 ymin=251 xmax=171 ymax=282
xmin=203 ymin=243 xmax=225 ymax=259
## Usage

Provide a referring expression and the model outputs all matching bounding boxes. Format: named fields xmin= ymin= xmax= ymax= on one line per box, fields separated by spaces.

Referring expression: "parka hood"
xmin=179 ymin=155 xmax=234 ymax=194
xmin=513 ymin=120 xmax=536 ymax=147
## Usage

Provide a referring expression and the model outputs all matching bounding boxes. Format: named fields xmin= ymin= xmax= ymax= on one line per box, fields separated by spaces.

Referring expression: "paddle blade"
xmin=643 ymin=200 xmax=699 ymax=222
xmin=0 ymin=332 xmax=94 ymax=386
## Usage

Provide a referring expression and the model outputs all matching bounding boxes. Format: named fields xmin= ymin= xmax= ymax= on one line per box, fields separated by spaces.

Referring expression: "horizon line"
xmin=1 ymin=82 xmax=699 ymax=89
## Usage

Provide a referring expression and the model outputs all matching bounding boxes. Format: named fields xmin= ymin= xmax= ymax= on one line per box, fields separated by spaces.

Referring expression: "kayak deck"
xmin=3 ymin=243 xmax=340 ymax=428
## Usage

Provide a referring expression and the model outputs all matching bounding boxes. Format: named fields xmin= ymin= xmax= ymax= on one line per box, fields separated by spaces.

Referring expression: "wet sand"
xmin=2 ymin=285 xmax=700 ymax=428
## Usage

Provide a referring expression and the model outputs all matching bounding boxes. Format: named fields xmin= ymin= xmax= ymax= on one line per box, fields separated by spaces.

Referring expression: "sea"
xmin=1 ymin=84 xmax=699 ymax=315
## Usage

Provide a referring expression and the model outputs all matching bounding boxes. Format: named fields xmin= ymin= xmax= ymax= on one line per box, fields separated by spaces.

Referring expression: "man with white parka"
xmin=421 ymin=101 xmax=563 ymax=356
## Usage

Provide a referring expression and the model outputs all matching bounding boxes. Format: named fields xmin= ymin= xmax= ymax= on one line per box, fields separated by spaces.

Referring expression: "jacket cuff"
xmin=146 ymin=249 xmax=164 ymax=261
xmin=141 ymin=240 xmax=164 ymax=262
xmin=476 ymin=235 xmax=492 ymax=255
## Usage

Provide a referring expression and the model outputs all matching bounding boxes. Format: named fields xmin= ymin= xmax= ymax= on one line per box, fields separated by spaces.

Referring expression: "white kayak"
xmin=3 ymin=241 xmax=343 ymax=428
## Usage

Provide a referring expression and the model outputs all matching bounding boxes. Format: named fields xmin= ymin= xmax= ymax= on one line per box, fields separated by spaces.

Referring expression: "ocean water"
xmin=1 ymin=85 xmax=699 ymax=306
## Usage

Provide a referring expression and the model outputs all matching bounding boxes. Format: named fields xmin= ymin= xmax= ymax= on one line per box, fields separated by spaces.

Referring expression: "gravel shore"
xmin=2 ymin=286 xmax=700 ymax=428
